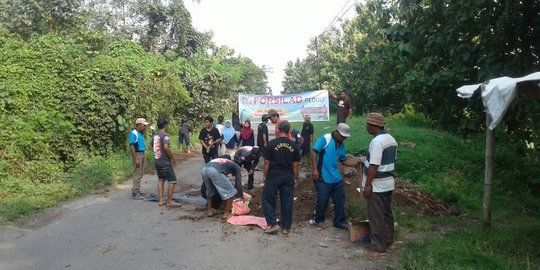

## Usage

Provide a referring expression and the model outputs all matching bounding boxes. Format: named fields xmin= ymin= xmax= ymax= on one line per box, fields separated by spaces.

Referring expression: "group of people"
xmin=128 ymin=92 xmax=399 ymax=258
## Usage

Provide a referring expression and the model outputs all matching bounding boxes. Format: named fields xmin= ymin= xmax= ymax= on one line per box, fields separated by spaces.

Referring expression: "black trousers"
xmin=368 ymin=191 xmax=394 ymax=252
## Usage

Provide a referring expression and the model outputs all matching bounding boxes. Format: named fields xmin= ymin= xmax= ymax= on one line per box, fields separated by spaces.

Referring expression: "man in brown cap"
xmin=129 ymin=118 xmax=149 ymax=199
xmin=361 ymin=113 xmax=398 ymax=258
xmin=267 ymin=109 xmax=294 ymax=141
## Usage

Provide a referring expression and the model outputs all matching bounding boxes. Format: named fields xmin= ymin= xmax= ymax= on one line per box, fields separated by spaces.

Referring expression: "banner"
xmin=238 ymin=90 xmax=329 ymax=123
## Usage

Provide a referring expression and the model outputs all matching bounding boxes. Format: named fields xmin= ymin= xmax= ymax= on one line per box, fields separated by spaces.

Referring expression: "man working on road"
xmin=329 ymin=90 xmax=352 ymax=124
xmin=233 ymin=146 xmax=261 ymax=190
xmin=152 ymin=118 xmax=181 ymax=207
xmin=178 ymin=120 xmax=194 ymax=154
xmin=361 ymin=113 xmax=398 ymax=258
xmin=310 ymin=123 xmax=360 ymax=229
xmin=128 ymin=118 xmax=150 ymax=200
xmin=262 ymin=120 xmax=300 ymax=235
xmin=201 ymin=156 xmax=244 ymax=219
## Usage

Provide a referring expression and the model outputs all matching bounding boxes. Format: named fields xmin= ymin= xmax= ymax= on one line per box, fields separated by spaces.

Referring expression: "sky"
xmin=184 ymin=0 xmax=358 ymax=95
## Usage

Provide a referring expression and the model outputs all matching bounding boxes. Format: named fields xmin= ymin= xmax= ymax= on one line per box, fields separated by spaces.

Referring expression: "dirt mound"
xmin=247 ymin=165 xmax=459 ymax=225
xmin=393 ymin=178 xmax=461 ymax=216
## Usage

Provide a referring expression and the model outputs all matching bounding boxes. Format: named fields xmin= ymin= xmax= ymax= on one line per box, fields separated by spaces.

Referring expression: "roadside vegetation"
xmin=1 ymin=0 xmax=538 ymax=269
xmin=295 ymin=113 xmax=539 ymax=270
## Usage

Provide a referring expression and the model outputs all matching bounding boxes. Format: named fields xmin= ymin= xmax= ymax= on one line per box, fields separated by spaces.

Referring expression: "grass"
xmin=0 ymin=152 xmax=132 ymax=223
xmin=294 ymin=113 xmax=540 ymax=269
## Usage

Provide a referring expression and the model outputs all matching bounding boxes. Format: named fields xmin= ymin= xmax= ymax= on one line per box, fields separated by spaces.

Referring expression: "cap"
xmin=136 ymin=118 xmax=149 ymax=125
xmin=337 ymin=123 xmax=351 ymax=137
xmin=267 ymin=109 xmax=278 ymax=117
xmin=366 ymin=113 xmax=385 ymax=127
xmin=261 ymin=114 xmax=269 ymax=122
xmin=278 ymin=120 xmax=290 ymax=132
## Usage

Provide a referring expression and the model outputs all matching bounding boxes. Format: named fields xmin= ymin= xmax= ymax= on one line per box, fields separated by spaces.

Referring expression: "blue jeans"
xmin=262 ymin=172 xmax=294 ymax=230
xmin=314 ymin=180 xmax=346 ymax=227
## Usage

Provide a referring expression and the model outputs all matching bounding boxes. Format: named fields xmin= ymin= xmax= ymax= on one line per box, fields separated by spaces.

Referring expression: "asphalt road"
xmin=0 ymin=154 xmax=385 ymax=270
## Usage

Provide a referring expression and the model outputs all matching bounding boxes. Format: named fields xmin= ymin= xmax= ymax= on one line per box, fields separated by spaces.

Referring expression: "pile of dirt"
xmin=247 ymin=164 xmax=460 ymax=225
xmin=393 ymin=178 xmax=461 ymax=216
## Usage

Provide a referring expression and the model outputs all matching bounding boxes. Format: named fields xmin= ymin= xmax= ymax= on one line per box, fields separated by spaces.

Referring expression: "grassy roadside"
xmin=294 ymin=113 xmax=539 ymax=270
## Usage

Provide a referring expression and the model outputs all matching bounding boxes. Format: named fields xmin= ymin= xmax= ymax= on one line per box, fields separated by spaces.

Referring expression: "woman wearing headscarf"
xmin=238 ymin=119 xmax=255 ymax=147
xmin=222 ymin=120 xmax=237 ymax=155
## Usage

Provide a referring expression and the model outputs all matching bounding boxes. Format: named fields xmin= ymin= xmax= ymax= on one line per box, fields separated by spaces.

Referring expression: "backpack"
xmin=316 ymin=134 xmax=332 ymax=178
xmin=291 ymin=128 xmax=304 ymax=145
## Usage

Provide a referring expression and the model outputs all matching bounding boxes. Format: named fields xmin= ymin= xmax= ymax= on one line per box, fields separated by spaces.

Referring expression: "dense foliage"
xmin=283 ymin=0 xmax=540 ymax=145
xmin=0 ymin=0 xmax=269 ymax=210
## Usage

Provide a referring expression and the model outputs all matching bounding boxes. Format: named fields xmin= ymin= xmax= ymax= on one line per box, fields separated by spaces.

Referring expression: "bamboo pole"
xmin=483 ymin=115 xmax=494 ymax=228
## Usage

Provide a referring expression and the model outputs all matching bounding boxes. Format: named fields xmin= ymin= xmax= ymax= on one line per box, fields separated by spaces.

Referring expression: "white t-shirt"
xmin=362 ymin=132 xmax=397 ymax=193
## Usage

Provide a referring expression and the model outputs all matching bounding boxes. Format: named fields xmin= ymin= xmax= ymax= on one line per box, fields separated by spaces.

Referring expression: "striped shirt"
xmin=362 ymin=131 xmax=397 ymax=192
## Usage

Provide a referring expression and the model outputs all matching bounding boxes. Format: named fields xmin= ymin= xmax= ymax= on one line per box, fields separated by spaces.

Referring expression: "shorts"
xmin=201 ymin=166 xmax=236 ymax=200
xmin=156 ymin=164 xmax=177 ymax=183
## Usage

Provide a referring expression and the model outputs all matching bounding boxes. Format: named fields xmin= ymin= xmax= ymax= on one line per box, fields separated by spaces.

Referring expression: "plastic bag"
xmin=242 ymin=192 xmax=252 ymax=206
xmin=232 ymin=199 xmax=250 ymax=216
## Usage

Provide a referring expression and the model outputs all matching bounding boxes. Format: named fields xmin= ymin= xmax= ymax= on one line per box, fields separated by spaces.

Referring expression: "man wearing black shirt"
xmin=262 ymin=120 xmax=300 ymax=235
xmin=233 ymin=146 xmax=261 ymax=190
xmin=201 ymin=157 xmax=243 ymax=219
xmin=257 ymin=114 xmax=269 ymax=151
xmin=301 ymin=115 xmax=314 ymax=164
xmin=199 ymin=116 xmax=222 ymax=163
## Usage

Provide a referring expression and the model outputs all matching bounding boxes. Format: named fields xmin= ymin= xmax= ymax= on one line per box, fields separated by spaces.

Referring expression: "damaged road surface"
xmin=0 ymin=153 xmax=387 ymax=270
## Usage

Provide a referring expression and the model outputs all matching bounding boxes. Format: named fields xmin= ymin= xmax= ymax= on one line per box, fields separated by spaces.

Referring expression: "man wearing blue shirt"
xmin=129 ymin=118 xmax=149 ymax=200
xmin=310 ymin=123 xmax=360 ymax=229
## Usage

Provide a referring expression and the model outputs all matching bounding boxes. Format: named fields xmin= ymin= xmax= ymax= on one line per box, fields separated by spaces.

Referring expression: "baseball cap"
xmin=267 ymin=109 xmax=278 ymax=117
xmin=136 ymin=118 xmax=149 ymax=125
xmin=366 ymin=113 xmax=385 ymax=127
xmin=336 ymin=123 xmax=351 ymax=137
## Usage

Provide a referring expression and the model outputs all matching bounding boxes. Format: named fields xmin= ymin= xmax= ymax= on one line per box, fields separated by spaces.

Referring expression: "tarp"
xmin=238 ymin=90 xmax=330 ymax=123
xmin=456 ymin=72 xmax=540 ymax=129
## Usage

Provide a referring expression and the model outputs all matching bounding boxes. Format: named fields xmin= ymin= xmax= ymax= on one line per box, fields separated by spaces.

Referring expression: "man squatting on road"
xmin=201 ymin=157 xmax=244 ymax=219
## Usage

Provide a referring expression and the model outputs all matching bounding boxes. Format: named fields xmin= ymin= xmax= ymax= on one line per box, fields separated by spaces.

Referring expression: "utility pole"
xmin=315 ymin=37 xmax=322 ymax=90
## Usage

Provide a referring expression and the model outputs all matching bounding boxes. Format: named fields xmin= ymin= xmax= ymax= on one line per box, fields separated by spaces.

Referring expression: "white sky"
xmin=184 ymin=0 xmax=358 ymax=95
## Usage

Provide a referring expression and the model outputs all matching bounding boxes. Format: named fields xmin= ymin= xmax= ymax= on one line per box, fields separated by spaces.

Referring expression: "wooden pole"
xmin=483 ymin=115 xmax=494 ymax=229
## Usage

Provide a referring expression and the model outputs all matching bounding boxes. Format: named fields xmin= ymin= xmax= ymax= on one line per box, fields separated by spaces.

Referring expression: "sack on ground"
xmin=232 ymin=199 xmax=250 ymax=216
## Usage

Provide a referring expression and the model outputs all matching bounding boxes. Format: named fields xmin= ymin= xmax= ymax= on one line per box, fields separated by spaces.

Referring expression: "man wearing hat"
xmin=262 ymin=120 xmax=301 ymax=235
xmin=310 ymin=123 xmax=360 ymax=229
xmin=267 ymin=109 xmax=294 ymax=141
xmin=129 ymin=118 xmax=150 ymax=200
xmin=361 ymin=113 xmax=398 ymax=258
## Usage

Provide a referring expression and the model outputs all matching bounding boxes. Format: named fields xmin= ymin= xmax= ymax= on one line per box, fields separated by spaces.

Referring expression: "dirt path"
xmin=0 ymin=152 xmax=392 ymax=270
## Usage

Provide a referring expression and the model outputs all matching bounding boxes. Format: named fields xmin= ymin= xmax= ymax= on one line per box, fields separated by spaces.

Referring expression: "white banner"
xmin=238 ymin=90 xmax=329 ymax=122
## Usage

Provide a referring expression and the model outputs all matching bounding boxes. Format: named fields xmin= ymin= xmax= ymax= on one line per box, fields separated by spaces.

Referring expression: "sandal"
xmin=207 ymin=210 xmax=217 ymax=217
xmin=281 ymin=229 xmax=290 ymax=235
xmin=367 ymin=251 xmax=387 ymax=259
xmin=264 ymin=225 xmax=280 ymax=234
xmin=166 ymin=202 xmax=182 ymax=208
xmin=158 ymin=201 xmax=167 ymax=206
